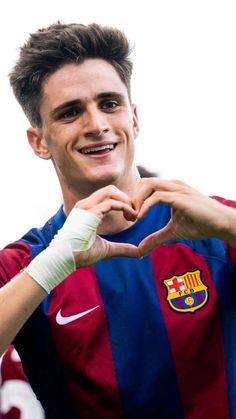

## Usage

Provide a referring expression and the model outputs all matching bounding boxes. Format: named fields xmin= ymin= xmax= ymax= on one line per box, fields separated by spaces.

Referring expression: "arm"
xmin=0 ymin=186 xmax=139 ymax=355
xmin=0 ymin=273 xmax=46 ymax=357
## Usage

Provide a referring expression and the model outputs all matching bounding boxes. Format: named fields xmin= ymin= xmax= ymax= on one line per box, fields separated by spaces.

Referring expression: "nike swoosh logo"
xmin=56 ymin=305 xmax=100 ymax=325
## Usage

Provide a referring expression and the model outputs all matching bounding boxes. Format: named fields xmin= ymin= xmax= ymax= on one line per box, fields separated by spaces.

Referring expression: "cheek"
xmin=44 ymin=129 xmax=69 ymax=156
xmin=115 ymin=117 xmax=136 ymax=139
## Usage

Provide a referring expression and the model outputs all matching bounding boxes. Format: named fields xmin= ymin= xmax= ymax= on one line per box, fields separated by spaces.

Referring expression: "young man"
xmin=0 ymin=22 xmax=236 ymax=418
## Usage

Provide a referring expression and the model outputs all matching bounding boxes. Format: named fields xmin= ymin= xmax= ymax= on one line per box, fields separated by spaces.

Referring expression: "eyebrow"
xmin=50 ymin=91 xmax=125 ymax=120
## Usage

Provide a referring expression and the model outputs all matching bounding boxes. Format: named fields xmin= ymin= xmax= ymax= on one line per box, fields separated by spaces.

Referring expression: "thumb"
xmin=138 ymin=224 xmax=176 ymax=256
xmin=104 ymin=240 xmax=141 ymax=259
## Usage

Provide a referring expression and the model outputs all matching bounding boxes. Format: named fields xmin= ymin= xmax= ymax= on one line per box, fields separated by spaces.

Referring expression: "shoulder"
xmin=0 ymin=206 xmax=65 ymax=286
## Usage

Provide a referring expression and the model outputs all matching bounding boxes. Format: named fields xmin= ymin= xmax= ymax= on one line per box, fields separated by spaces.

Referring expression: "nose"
xmin=81 ymin=106 xmax=109 ymax=138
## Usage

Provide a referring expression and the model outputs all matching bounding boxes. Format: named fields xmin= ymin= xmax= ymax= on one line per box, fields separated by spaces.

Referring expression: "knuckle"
xmin=136 ymin=177 xmax=155 ymax=193
xmin=172 ymin=179 xmax=186 ymax=186
xmin=104 ymin=184 xmax=119 ymax=196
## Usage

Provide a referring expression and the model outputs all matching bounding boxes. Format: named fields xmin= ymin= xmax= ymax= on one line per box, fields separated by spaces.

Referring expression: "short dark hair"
xmin=137 ymin=165 xmax=158 ymax=178
xmin=9 ymin=22 xmax=133 ymax=127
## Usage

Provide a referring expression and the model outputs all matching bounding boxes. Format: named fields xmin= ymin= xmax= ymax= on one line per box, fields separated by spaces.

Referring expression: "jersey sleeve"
xmin=0 ymin=207 xmax=65 ymax=289
xmin=0 ymin=242 xmax=32 ymax=288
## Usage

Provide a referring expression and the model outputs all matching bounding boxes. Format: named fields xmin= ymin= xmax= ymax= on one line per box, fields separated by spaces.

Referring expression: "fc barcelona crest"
xmin=163 ymin=270 xmax=208 ymax=313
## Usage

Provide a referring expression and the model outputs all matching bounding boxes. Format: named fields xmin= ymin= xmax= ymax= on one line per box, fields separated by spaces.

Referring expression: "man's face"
xmin=35 ymin=59 xmax=139 ymax=196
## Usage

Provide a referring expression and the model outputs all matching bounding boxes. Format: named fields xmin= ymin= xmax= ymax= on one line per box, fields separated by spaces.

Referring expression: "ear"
xmin=131 ymin=104 xmax=139 ymax=139
xmin=27 ymin=127 xmax=51 ymax=160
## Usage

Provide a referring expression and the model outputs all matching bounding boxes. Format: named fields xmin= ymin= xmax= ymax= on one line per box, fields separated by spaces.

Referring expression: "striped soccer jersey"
xmin=0 ymin=199 xmax=236 ymax=418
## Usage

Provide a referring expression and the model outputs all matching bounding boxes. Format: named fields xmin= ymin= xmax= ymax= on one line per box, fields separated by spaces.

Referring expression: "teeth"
xmin=81 ymin=144 xmax=115 ymax=154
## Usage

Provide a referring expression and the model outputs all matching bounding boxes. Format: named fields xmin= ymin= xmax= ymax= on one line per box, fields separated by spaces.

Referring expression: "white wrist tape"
xmin=25 ymin=208 xmax=101 ymax=293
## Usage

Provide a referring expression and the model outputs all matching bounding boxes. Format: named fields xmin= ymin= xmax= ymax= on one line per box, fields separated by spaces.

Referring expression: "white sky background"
xmin=0 ymin=0 xmax=236 ymax=248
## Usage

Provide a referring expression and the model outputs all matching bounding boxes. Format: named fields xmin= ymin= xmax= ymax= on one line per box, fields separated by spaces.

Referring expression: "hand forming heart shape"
xmin=72 ymin=178 xmax=236 ymax=266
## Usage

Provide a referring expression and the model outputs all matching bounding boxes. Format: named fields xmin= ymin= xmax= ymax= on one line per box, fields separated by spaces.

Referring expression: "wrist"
xmin=216 ymin=204 xmax=236 ymax=245
xmin=25 ymin=208 xmax=101 ymax=293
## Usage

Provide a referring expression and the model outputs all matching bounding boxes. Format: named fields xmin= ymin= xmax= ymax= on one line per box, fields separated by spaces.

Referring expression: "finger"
xmin=76 ymin=185 xmax=133 ymax=210
xmin=132 ymin=178 xmax=158 ymax=212
xmin=89 ymin=199 xmax=138 ymax=220
xmin=104 ymin=241 xmax=141 ymax=259
xmin=137 ymin=191 xmax=176 ymax=219
xmin=133 ymin=179 xmax=185 ymax=212
xmin=138 ymin=224 xmax=176 ymax=256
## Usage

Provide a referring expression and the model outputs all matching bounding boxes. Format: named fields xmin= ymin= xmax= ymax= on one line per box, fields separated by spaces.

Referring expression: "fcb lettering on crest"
xmin=163 ymin=270 xmax=208 ymax=313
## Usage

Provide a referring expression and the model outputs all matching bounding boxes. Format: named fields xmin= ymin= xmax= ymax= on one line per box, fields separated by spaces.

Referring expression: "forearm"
xmin=0 ymin=271 xmax=46 ymax=355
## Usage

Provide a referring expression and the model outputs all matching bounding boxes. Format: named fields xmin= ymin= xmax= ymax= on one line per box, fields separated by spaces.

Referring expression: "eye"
xmin=100 ymin=100 xmax=119 ymax=111
xmin=59 ymin=107 xmax=81 ymax=120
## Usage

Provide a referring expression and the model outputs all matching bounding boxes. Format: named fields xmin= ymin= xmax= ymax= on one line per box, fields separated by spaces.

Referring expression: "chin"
xmin=91 ymin=166 xmax=123 ymax=183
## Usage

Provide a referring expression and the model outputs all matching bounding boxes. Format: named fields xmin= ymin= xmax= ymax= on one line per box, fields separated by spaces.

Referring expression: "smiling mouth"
xmin=79 ymin=144 xmax=117 ymax=155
